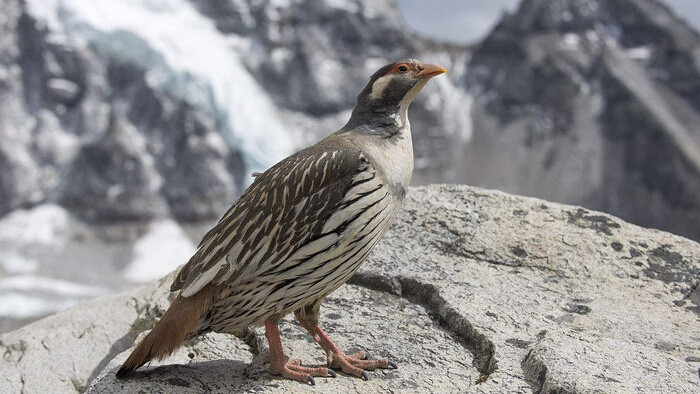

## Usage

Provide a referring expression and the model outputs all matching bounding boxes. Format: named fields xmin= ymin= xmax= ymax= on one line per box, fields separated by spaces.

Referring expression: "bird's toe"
xmin=272 ymin=358 xmax=336 ymax=384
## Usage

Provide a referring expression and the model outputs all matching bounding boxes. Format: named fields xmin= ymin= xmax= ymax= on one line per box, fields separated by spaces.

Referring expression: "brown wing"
xmin=171 ymin=148 xmax=369 ymax=297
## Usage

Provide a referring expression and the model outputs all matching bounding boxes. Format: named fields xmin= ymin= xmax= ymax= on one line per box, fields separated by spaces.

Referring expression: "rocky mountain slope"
xmin=0 ymin=0 xmax=470 ymax=223
xmin=462 ymin=0 xmax=700 ymax=240
xmin=1 ymin=185 xmax=698 ymax=393
xmin=0 ymin=0 xmax=698 ymax=239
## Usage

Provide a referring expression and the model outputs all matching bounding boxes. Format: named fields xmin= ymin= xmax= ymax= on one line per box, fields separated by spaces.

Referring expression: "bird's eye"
xmin=398 ymin=65 xmax=409 ymax=72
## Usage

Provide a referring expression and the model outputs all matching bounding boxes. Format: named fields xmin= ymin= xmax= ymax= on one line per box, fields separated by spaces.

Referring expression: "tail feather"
xmin=116 ymin=285 xmax=217 ymax=378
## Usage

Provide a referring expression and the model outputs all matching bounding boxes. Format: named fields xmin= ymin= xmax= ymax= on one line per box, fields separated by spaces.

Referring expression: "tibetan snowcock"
xmin=116 ymin=59 xmax=447 ymax=384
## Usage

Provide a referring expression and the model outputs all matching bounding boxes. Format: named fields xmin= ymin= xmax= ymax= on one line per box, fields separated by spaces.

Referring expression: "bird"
xmin=116 ymin=59 xmax=446 ymax=384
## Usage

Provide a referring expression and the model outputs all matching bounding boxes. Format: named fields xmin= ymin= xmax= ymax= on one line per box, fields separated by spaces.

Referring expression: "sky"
xmin=395 ymin=0 xmax=700 ymax=44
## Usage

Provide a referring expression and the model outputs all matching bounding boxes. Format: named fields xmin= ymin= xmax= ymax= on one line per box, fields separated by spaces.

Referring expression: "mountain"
xmin=462 ymin=0 xmax=700 ymax=240
xmin=0 ymin=0 xmax=471 ymax=223
xmin=0 ymin=0 xmax=699 ymax=224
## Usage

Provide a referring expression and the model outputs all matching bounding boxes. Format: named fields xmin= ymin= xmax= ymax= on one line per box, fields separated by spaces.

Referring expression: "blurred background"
xmin=1 ymin=0 xmax=699 ymax=332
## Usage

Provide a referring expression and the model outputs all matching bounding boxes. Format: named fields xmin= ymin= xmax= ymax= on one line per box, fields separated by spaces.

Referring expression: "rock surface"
xmin=1 ymin=185 xmax=698 ymax=393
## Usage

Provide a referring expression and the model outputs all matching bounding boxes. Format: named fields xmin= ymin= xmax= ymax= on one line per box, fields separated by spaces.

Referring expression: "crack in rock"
xmin=435 ymin=239 xmax=524 ymax=268
xmin=522 ymin=348 xmax=578 ymax=394
xmin=240 ymin=327 xmax=265 ymax=358
xmin=1 ymin=339 xmax=27 ymax=366
xmin=348 ymin=270 xmax=497 ymax=375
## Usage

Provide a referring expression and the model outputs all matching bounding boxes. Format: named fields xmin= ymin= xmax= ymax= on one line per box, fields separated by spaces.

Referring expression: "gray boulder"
xmin=1 ymin=185 xmax=698 ymax=393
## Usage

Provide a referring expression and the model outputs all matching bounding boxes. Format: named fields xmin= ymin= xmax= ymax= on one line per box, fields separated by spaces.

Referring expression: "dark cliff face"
xmin=0 ymin=0 xmax=698 ymax=240
xmin=0 ymin=0 xmax=243 ymax=221
xmin=463 ymin=0 xmax=700 ymax=240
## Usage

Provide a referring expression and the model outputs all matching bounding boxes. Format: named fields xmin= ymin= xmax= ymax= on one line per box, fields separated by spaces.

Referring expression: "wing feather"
xmin=171 ymin=148 xmax=368 ymax=297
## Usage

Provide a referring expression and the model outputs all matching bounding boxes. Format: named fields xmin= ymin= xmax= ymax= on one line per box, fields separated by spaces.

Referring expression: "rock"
xmin=45 ymin=78 xmax=80 ymax=104
xmin=1 ymin=185 xmax=698 ymax=393
xmin=29 ymin=110 xmax=79 ymax=169
xmin=105 ymin=62 xmax=241 ymax=221
xmin=0 ymin=0 xmax=43 ymax=216
xmin=0 ymin=273 xmax=174 ymax=393
xmin=0 ymin=138 xmax=43 ymax=215
xmin=58 ymin=114 xmax=169 ymax=221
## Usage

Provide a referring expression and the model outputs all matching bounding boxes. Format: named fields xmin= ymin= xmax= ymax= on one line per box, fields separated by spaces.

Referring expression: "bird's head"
xmin=345 ymin=59 xmax=447 ymax=132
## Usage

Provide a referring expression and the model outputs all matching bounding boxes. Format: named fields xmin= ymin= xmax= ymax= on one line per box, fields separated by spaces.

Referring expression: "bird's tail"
xmin=116 ymin=286 xmax=216 ymax=378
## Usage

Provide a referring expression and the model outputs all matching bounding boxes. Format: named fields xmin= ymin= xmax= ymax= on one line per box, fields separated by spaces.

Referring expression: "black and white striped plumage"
xmin=172 ymin=140 xmax=397 ymax=333
xmin=117 ymin=59 xmax=446 ymax=382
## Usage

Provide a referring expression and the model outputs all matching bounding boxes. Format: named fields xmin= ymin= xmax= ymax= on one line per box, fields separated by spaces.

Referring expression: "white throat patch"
xmin=395 ymin=78 xmax=429 ymax=128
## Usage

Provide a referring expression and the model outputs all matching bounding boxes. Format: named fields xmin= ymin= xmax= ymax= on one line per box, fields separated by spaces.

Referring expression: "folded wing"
xmin=171 ymin=148 xmax=371 ymax=297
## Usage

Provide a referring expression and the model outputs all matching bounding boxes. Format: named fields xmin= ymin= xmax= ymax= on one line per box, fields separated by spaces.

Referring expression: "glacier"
xmin=25 ymin=0 xmax=294 ymax=174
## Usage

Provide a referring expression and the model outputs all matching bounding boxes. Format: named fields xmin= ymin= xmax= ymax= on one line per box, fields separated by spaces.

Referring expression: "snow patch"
xmin=326 ymin=0 xmax=360 ymax=13
xmin=0 ymin=293 xmax=80 ymax=319
xmin=0 ymin=204 xmax=71 ymax=246
xmin=563 ymin=33 xmax=580 ymax=48
xmin=0 ymin=252 xmax=39 ymax=274
xmin=0 ymin=275 xmax=106 ymax=297
xmin=432 ymin=78 xmax=474 ymax=141
xmin=123 ymin=219 xmax=196 ymax=283
xmin=627 ymin=46 xmax=652 ymax=61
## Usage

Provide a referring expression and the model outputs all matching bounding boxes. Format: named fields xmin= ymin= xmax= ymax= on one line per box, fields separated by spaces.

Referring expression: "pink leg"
xmin=264 ymin=319 xmax=335 ymax=385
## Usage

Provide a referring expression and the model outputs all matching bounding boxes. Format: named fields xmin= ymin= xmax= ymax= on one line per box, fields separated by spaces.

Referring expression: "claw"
xmin=361 ymin=371 xmax=369 ymax=381
xmin=327 ymin=369 xmax=337 ymax=378
xmin=388 ymin=360 xmax=398 ymax=369
xmin=308 ymin=375 xmax=316 ymax=386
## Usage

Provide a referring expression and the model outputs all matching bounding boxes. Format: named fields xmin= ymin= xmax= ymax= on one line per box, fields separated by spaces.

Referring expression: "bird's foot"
xmin=327 ymin=350 xmax=397 ymax=379
xmin=269 ymin=358 xmax=336 ymax=386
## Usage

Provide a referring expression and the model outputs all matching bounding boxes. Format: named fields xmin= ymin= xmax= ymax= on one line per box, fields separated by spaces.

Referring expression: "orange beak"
xmin=416 ymin=63 xmax=447 ymax=79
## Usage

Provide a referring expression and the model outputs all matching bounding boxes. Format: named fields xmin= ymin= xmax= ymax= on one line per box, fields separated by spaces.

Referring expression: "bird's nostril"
xmin=417 ymin=64 xmax=425 ymax=71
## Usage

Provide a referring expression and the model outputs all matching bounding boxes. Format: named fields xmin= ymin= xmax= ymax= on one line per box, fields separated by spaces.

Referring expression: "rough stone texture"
xmin=0 ymin=273 xmax=173 ymax=393
xmin=2 ymin=185 xmax=699 ymax=393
